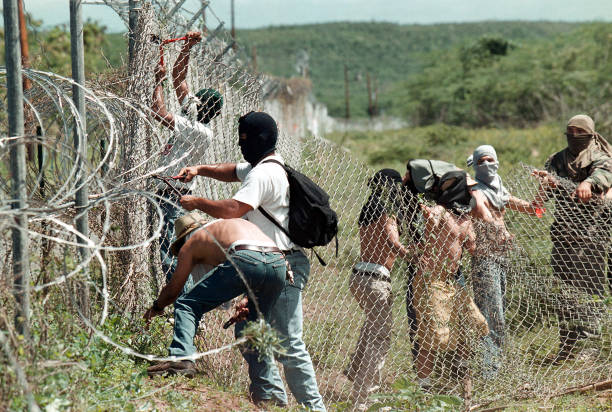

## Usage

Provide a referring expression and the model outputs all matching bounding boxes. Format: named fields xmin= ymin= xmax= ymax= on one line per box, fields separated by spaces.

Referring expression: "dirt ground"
xmin=143 ymin=379 xmax=261 ymax=412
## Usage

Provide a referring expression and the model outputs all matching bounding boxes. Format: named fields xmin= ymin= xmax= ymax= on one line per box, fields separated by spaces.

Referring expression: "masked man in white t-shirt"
xmin=177 ymin=112 xmax=326 ymax=411
xmin=151 ymin=30 xmax=223 ymax=284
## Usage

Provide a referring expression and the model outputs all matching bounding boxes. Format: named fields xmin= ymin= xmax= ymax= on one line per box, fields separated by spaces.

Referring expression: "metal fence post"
xmin=3 ymin=0 xmax=30 ymax=339
xmin=128 ymin=0 xmax=139 ymax=64
xmin=70 ymin=0 xmax=90 ymax=317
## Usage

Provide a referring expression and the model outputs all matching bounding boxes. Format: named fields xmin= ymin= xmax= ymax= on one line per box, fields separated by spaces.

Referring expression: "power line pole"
xmin=252 ymin=45 xmax=257 ymax=72
xmin=373 ymin=75 xmax=379 ymax=117
xmin=230 ymin=0 xmax=236 ymax=50
xmin=70 ymin=0 xmax=91 ymax=318
xmin=344 ymin=64 xmax=350 ymax=120
xmin=3 ymin=0 xmax=31 ymax=340
xmin=201 ymin=0 xmax=207 ymax=30
xmin=366 ymin=71 xmax=373 ymax=118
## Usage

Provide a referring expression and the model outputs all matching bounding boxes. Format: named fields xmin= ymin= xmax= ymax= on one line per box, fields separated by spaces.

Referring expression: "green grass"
xmin=326 ymin=123 xmax=566 ymax=176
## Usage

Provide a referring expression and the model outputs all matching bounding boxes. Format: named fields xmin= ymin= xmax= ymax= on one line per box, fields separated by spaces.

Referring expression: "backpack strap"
xmin=260 ymin=158 xmax=285 ymax=168
xmin=255 ymin=157 xmax=292 ymax=238
xmin=428 ymin=159 xmax=441 ymax=198
xmin=257 ymin=206 xmax=291 ymax=239
xmin=257 ymin=206 xmax=328 ymax=266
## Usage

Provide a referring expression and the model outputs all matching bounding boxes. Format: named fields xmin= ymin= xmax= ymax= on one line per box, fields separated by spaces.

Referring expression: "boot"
xmin=147 ymin=360 xmax=196 ymax=378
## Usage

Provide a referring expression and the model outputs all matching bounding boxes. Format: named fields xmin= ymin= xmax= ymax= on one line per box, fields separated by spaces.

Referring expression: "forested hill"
xmin=236 ymin=21 xmax=581 ymax=118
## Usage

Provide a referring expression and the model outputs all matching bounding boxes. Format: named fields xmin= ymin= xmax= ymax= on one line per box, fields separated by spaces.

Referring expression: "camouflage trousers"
xmin=347 ymin=269 xmax=393 ymax=407
xmin=551 ymin=230 xmax=610 ymax=348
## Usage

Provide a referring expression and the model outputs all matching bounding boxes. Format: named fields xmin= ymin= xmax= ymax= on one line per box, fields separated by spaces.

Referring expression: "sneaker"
xmin=577 ymin=325 xmax=601 ymax=340
xmin=252 ymin=397 xmax=287 ymax=410
xmin=147 ymin=360 xmax=196 ymax=378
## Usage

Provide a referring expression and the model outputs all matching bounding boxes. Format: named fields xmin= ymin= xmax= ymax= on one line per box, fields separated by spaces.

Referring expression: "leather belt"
xmin=231 ymin=244 xmax=283 ymax=254
xmin=352 ymin=268 xmax=391 ymax=282
xmin=281 ymin=249 xmax=301 ymax=255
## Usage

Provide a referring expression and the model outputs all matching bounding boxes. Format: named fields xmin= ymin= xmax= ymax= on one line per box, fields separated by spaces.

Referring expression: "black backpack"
xmin=258 ymin=159 xmax=338 ymax=265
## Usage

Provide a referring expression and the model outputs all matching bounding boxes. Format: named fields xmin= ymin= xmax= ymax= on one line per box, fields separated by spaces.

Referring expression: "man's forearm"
xmin=397 ymin=244 xmax=418 ymax=263
xmin=151 ymin=83 xmax=172 ymax=127
xmin=192 ymin=197 xmax=245 ymax=218
xmin=196 ymin=163 xmax=239 ymax=182
xmin=173 ymin=44 xmax=191 ymax=81
xmin=156 ymin=284 xmax=181 ymax=309
xmin=385 ymin=237 xmax=416 ymax=262
xmin=155 ymin=271 xmax=184 ymax=308
xmin=508 ymin=196 xmax=538 ymax=215
xmin=155 ymin=253 xmax=193 ymax=308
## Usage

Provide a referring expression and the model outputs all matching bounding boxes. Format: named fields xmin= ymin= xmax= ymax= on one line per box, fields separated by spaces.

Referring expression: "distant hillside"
xmin=386 ymin=22 xmax=612 ymax=129
xmin=236 ymin=21 xmax=581 ymax=118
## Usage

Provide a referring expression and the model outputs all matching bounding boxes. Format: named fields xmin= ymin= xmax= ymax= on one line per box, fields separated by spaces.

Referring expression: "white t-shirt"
xmin=233 ymin=154 xmax=295 ymax=250
xmin=158 ymin=113 xmax=213 ymax=192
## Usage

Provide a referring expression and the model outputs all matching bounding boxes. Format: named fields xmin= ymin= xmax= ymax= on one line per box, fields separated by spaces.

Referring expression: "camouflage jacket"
xmin=545 ymin=148 xmax=612 ymax=193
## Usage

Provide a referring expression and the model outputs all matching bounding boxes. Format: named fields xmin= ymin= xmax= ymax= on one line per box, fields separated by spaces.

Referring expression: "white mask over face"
xmin=475 ymin=160 xmax=499 ymax=184
xmin=471 ymin=145 xmax=509 ymax=210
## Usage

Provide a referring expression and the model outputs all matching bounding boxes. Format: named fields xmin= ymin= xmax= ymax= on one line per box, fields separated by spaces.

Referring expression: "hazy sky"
xmin=15 ymin=0 xmax=612 ymax=33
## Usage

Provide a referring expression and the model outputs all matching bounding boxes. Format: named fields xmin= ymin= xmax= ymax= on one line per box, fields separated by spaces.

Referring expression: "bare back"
xmin=183 ymin=219 xmax=274 ymax=266
xmin=359 ymin=214 xmax=399 ymax=271
xmin=418 ymin=205 xmax=474 ymax=283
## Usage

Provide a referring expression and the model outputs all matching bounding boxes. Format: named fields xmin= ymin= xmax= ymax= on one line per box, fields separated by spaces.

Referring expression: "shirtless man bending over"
xmin=144 ymin=213 xmax=287 ymax=379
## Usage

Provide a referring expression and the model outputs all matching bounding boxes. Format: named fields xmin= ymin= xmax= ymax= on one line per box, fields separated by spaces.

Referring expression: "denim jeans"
xmin=159 ymin=194 xmax=196 ymax=292
xmin=168 ymin=250 xmax=286 ymax=357
xmin=472 ymin=256 xmax=506 ymax=377
xmin=235 ymin=251 xmax=326 ymax=411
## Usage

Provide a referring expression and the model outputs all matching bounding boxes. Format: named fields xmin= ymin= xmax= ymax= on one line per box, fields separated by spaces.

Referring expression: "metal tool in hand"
xmin=149 ymin=34 xmax=189 ymax=66
xmin=223 ymin=303 xmax=249 ymax=329
xmin=222 ymin=258 xmax=294 ymax=329
xmin=286 ymin=259 xmax=295 ymax=285
xmin=151 ymin=174 xmax=185 ymax=198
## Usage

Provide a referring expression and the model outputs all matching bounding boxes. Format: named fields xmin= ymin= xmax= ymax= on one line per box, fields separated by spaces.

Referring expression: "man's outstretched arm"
xmin=151 ymin=63 xmax=175 ymax=129
xmin=179 ymin=196 xmax=253 ymax=219
xmin=173 ymin=31 xmax=202 ymax=105
xmin=143 ymin=243 xmax=195 ymax=322
xmin=178 ymin=163 xmax=239 ymax=182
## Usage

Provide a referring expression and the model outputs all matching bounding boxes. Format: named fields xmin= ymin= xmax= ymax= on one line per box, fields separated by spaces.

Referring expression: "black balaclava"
xmin=358 ymin=169 xmax=402 ymax=227
xmin=238 ymin=111 xmax=278 ymax=165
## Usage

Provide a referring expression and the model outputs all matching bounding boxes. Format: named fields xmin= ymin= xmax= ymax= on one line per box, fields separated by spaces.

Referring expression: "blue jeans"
xmin=159 ymin=194 xmax=196 ymax=292
xmin=235 ymin=251 xmax=326 ymax=411
xmin=169 ymin=250 xmax=286 ymax=357
xmin=472 ymin=256 xmax=506 ymax=377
